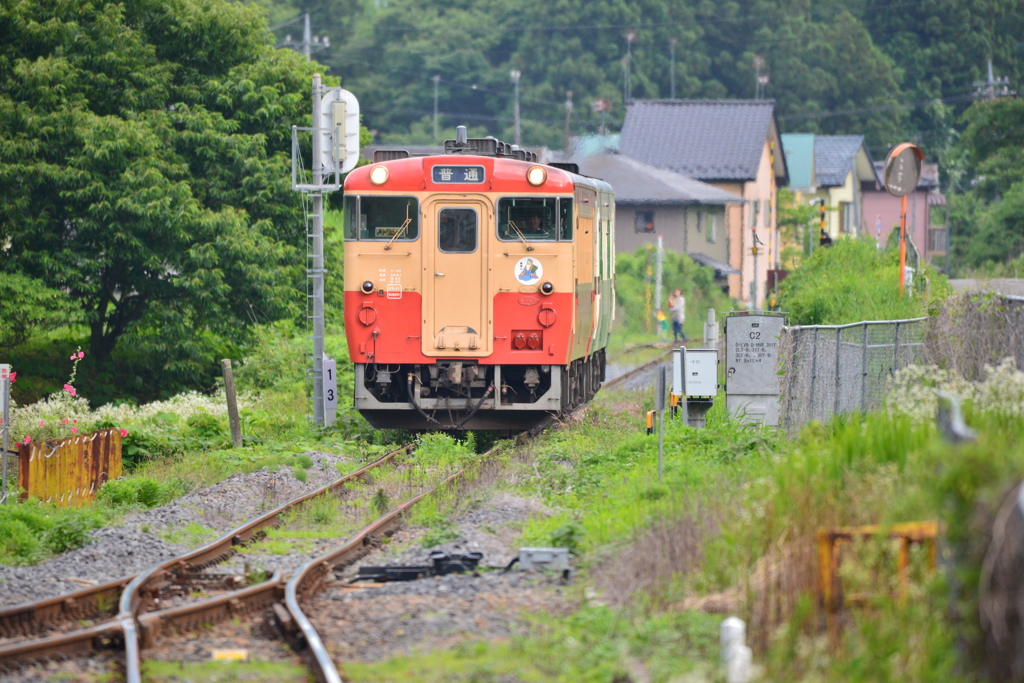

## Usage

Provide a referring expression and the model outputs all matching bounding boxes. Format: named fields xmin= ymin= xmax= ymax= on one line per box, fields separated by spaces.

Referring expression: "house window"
xmin=709 ymin=213 xmax=718 ymax=243
xmin=839 ymin=202 xmax=851 ymax=233
xmin=750 ymin=200 xmax=759 ymax=228
xmin=635 ymin=211 xmax=655 ymax=233
xmin=696 ymin=210 xmax=703 ymax=233
xmin=765 ymin=199 xmax=772 ymax=227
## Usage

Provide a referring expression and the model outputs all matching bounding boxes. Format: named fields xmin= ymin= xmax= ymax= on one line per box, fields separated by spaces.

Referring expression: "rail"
xmin=0 ymin=443 xmax=413 ymax=672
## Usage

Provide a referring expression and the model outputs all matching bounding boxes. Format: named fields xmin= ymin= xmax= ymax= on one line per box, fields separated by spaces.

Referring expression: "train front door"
xmin=422 ymin=197 xmax=492 ymax=357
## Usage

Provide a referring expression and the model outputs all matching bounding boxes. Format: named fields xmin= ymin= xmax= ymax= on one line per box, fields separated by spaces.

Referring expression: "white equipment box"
xmin=681 ymin=348 xmax=718 ymax=397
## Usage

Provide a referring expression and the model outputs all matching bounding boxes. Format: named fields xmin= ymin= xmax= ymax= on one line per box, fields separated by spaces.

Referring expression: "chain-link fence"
xmin=779 ymin=318 xmax=926 ymax=433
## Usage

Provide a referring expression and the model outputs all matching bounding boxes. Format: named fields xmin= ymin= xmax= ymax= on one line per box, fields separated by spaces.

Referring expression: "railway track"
xmin=0 ymin=444 xmax=416 ymax=676
xmin=602 ymin=348 xmax=674 ymax=391
xmin=0 ymin=436 xmax=511 ymax=683
xmin=2 ymin=360 xmax=657 ymax=681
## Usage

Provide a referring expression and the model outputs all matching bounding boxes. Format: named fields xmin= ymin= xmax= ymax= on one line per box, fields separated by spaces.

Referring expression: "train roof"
xmin=348 ymin=127 xmax=613 ymax=196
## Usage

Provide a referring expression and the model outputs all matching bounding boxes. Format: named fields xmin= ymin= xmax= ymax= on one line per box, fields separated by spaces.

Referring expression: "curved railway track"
xmin=0 ymin=443 xmax=415 ymax=675
xmin=0 ymin=437 xmax=508 ymax=683
xmin=1 ymin=356 xmax=643 ymax=682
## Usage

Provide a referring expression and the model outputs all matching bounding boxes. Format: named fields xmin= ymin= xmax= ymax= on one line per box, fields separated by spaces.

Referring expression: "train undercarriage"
xmin=355 ymin=350 xmax=606 ymax=430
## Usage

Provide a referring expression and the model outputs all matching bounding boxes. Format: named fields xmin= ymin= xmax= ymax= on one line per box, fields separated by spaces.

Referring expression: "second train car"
xmin=343 ymin=127 xmax=615 ymax=430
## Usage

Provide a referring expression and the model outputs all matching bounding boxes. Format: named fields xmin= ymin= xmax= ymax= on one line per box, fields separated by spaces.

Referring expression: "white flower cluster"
xmin=4 ymin=389 xmax=253 ymax=443
xmin=886 ymin=358 xmax=1024 ymax=421
xmin=91 ymin=391 xmax=252 ymax=426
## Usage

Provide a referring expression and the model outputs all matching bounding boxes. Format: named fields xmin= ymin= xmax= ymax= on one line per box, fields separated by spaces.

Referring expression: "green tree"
xmin=0 ymin=273 xmax=81 ymax=349
xmin=0 ymin=0 xmax=321 ymax=379
xmin=948 ymin=98 xmax=1024 ymax=271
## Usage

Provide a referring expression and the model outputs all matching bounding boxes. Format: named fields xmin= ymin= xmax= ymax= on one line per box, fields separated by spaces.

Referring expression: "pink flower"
xmin=78 ymin=351 xmax=85 ymax=359
xmin=62 ymin=417 xmax=69 ymax=425
xmin=22 ymin=435 xmax=31 ymax=444
xmin=39 ymin=420 xmax=44 ymax=427
xmin=71 ymin=427 xmax=78 ymax=435
xmin=73 ymin=419 xmax=77 ymax=424
xmin=63 ymin=384 xmax=76 ymax=397
xmin=70 ymin=354 xmax=76 ymax=361
xmin=120 ymin=429 xmax=129 ymax=437
xmin=9 ymin=372 xmax=15 ymax=383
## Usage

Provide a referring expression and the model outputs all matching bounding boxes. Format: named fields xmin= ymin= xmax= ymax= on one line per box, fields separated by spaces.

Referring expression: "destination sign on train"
xmin=431 ymin=165 xmax=486 ymax=184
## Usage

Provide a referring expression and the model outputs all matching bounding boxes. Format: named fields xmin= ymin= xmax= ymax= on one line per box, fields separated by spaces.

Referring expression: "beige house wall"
xmin=711 ymin=140 xmax=777 ymax=308
xmin=614 ymin=204 xmax=730 ymax=264
xmin=807 ymin=170 xmax=858 ymax=237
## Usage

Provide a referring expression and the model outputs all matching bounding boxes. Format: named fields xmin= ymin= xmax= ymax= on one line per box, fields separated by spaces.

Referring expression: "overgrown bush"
xmin=97 ymin=477 xmax=177 ymax=509
xmin=776 ymin=238 xmax=950 ymax=325
xmin=0 ymin=501 xmax=107 ymax=565
xmin=614 ymin=247 xmax=733 ymax=338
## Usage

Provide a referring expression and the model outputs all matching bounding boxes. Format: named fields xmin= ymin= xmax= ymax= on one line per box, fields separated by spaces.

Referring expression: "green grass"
xmin=345 ymin=606 xmax=721 ymax=683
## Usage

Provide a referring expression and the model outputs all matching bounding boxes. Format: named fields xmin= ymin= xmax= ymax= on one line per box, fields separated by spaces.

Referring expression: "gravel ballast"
xmin=0 ymin=450 xmax=355 ymax=607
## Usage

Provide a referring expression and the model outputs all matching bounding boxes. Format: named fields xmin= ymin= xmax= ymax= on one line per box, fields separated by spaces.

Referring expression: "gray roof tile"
xmin=619 ymin=99 xmax=777 ymax=181
xmin=569 ymin=153 xmax=744 ymax=205
xmin=814 ymin=135 xmax=864 ymax=187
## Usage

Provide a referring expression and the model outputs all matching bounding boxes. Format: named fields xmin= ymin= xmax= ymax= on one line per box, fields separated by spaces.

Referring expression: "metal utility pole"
xmin=310 ymin=74 xmax=325 ymax=425
xmin=624 ymin=30 xmax=636 ymax=102
xmin=302 ymin=12 xmax=312 ymax=59
xmin=432 ymin=75 xmax=440 ymax=143
xmin=510 ymin=70 xmax=522 ymax=147
xmin=563 ymin=90 xmax=573 ymax=153
xmin=669 ymin=38 xmax=677 ymax=99
xmin=277 ymin=13 xmax=329 ymax=60
xmin=292 ymin=78 xmax=358 ymax=426
xmin=972 ymin=58 xmax=1016 ymax=100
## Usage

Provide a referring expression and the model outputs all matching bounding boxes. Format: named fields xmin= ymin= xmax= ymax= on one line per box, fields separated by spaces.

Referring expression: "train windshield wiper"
xmin=506 ymin=212 xmax=534 ymax=252
xmin=383 ymin=203 xmax=413 ymax=250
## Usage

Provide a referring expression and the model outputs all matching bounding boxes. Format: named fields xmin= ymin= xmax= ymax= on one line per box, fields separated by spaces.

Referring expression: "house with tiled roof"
xmin=565 ymin=153 xmax=743 ymax=281
xmin=863 ymin=161 xmax=947 ymax=265
xmin=780 ymin=134 xmax=877 ymax=240
xmin=619 ymin=100 xmax=788 ymax=307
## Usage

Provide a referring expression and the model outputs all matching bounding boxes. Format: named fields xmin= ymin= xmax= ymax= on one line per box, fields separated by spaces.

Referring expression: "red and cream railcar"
xmin=343 ymin=129 xmax=614 ymax=430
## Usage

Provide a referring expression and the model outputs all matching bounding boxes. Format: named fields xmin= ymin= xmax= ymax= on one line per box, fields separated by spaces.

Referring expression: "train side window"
xmin=497 ymin=197 xmax=557 ymax=241
xmin=344 ymin=196 xmax=419 ymax=241
xmin=558 ymin=197 xmax=573 ymax=240
xmin=438 ymin=208 xmax=477 ymax=253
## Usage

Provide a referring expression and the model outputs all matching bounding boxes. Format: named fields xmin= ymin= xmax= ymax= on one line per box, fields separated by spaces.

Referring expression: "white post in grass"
xmin=720 ymin=616 xmax=752 ymax=683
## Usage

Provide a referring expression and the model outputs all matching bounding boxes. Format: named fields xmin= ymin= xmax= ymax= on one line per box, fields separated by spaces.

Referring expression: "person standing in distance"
xmin=669 ymin=288 xmax=687 ymax=343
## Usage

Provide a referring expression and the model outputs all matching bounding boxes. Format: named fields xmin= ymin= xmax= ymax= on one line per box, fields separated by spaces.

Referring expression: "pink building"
xmin=862 ymin=162 xmax=948 ymax=265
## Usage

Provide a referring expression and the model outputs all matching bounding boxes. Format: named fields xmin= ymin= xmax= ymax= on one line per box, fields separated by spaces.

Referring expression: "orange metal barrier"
xmin=18 ymin=429 xmax=122 ymax=507
xmin=818 ymin=520 xmax=938 ymax=616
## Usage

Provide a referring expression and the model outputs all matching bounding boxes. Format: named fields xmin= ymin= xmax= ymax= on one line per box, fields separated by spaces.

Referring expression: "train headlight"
xmin=526 ymin=166 xmax=547 ymax=186
xmin=541 ymin=282 xmax=554 ymax=295
xmin=361 ymin=280 xmax=374 ymax=293
xmin=369 ymin=165 xmax=389 ymax=185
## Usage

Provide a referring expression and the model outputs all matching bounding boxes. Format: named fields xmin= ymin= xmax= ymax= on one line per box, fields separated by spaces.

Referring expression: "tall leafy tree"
xmin=0 ymin=0 xmax=321 ymax=378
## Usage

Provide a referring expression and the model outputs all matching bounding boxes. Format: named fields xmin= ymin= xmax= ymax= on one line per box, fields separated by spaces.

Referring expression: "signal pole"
xmin=311 ymin=74 xmax=325 ymax=425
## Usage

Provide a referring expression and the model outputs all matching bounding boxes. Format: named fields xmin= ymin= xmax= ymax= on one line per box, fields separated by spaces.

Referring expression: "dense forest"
xmin=259 ymin=0 xmax=1023 ymax=158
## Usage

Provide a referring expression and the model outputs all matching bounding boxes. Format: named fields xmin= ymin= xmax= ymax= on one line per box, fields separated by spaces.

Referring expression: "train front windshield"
xmin=497 ymin=197 xmax=573 ymax=241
